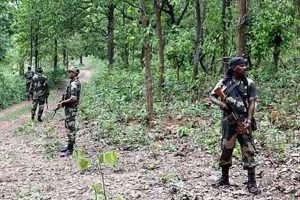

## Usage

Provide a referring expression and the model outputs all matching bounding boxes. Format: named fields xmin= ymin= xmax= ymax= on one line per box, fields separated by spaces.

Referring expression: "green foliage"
xmin=0 ymin=68 xmax=25 ymax=109
xmin=98 ymin=151 xmax=118 ymax=167
xmin=248 ymin=0 xmax=299 ymax=61
xmin=90 ymin=182 xmax=104 ymax=200
xmin=44 ymin=67 xmax=67 ymax=89
xmin=14 ymin=121 xmax=36 ymax=136
xmin=73 ymin=149 xmax=90 ymax=171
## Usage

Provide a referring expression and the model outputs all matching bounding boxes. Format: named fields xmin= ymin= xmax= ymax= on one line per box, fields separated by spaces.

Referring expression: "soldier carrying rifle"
xmin=55 ymin=67 xmax=81 ymax=157
xmin=210 ymin=56 xmax=259 ymax=194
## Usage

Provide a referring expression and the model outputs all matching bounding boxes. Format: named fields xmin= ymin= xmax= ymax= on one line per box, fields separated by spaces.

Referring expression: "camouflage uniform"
xmin=30 ymin=69 xmax=49 ymax=121
xmin=24 ymin=68 xmax=34 ymax=100
xmin=64 ymin=76 xmax=81 ymax=146
xmin=211 ymin=76 xmax=258 ymax=169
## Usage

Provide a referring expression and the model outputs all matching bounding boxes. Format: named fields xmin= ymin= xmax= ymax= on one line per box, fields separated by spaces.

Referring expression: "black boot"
xmin=60 ymin=143 xmax=74 ymax=157
xmin=247 ymin=168 xmax=259 ymax=194
xmin=31 ymin=114 xmax=35 ymax=120
xmin=60 ymin=143 xmax=73 ymax=153
xmin=214 ymin=166 xmax=230 ymax=186
xmin=38 ymin=116 xmax=43 ymax=122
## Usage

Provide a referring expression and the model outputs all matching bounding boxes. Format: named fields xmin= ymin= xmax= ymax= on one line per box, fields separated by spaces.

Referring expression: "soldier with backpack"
xmin=24 ymin=66 xmax=34 ymax=101
xmin=30 ymin=67 xmax=50 ymax=122
xmin=209 ymin=56 xmax=259 ymax=194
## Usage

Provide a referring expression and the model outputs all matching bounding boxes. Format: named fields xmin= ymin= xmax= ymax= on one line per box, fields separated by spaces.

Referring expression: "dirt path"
xmin=0 ymin=67 xmax=299 ymax=200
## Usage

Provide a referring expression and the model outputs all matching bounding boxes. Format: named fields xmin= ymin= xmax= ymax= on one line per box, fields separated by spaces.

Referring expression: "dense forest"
xmin=0 ymin=0 xmax=299 ymax=199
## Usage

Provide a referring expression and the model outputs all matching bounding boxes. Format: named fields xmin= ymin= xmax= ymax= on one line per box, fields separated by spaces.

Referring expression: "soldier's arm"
xmin=246 ymin=81 xmax=257 ymax=123
xmin=58 ymin=82 xmax=77 ymax=106
xmin=247 ymin=99 xmax=255 ymax=123
xmin=209 ymin=80 xmax=228 ymax=111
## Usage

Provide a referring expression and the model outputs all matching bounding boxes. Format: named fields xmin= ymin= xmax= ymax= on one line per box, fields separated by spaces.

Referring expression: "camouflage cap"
xmin=37 ymin=67 xmax=43 ymax=73
xmin=67 ymin=67 xmax=80 ymax=75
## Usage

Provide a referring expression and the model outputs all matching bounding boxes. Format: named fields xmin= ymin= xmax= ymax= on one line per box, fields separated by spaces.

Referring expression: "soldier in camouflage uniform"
xmin=57 ymin=67 xmax=81 ymax=157
xmin=210 ymin=56 xmax=259 ymax=194
xmin=24 ymin=66 xmax=34 ymax=101
xmin=30 ymin=67 xmax=49 ymax=122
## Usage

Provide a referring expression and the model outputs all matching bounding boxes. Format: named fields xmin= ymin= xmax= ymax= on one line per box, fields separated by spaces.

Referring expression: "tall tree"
xmin=153 ymin=0 xmax=165 ymax=88
xmin=140 ymin=0 xmax=154 ymax=121
xmin=107 ymin=3 xmax=116 ymax=68
xmin=221 ymin=0 xmax=232 ymax=71
xmin=193 ymin=0 xmax=202 ymax=80
xmin=236 ymin=0 xmax=247 ymax=56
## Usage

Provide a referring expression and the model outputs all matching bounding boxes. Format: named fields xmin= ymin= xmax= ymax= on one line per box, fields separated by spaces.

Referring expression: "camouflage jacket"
xmin=24 ymin=70 xmax=34 ymax=83
xmin=65 ymin=77 xmax=81 ymax=107
xmin=30 ymin=73 xmax=50 ymax=99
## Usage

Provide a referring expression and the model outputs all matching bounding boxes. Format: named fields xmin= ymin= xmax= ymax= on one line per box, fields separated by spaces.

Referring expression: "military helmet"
xmin=229 ymin=56 xmax=247 ymax=69
xmin=37 ymin=67 xmax=43 ymax=73
xmin=67 ymin=67 xmax=80 ymax=75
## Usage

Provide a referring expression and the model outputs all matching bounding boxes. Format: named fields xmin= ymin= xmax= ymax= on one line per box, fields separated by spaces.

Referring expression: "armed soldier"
xmin=210 ymin=56 xmax=259 ymax=194
xmin=56 ymin=67 xmax=81 ymax=157
xmin=30 ymin=67 xmax=49 ymax=122
xmin=24 ymin=66 xmax=34 ymax=101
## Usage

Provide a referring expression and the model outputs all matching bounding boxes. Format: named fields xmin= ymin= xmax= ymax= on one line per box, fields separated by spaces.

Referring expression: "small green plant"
xmin=90 ymin=151 xmax=119 ymax=200
xmin=177 ymin=126 xmax=191 ymax=138
xmin=13 ymin=121 xmax=36 ymax=136
xmin=158 ymin=172 xmax=175 ymax=184
xmin=90 ymin=182 xmax=104 ymax=200
xmin=73 ymin=149 xmax=90 ymax=172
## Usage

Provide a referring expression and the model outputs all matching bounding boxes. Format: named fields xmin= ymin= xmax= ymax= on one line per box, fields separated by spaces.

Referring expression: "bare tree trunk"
xmin=107 ymin=4 xmax=115 ymax=68
xmin=273 ymin=35 xmax=282 ymax=68
xmin=79 ymin=54 xmax=83 ymax=65
xmin=236 ymin=0 xmax=247 ymax=56
xmin=153 ymin=0 xmax=165 ymax=88
xmin=53 ymin=38 xmax=58 ymax=71
xmin=222 ymin=0 xmax=231 ymax=71
xmin=121 ymin=4 xmax=129 ymax=67
xmin=29 ymin=22 xmax=33 ymax=66
xmin=141 ymin=0 xmax=154 ymax=121
xmin=34 ymin=32 xmax=39 ymax=69
xmin=193 ymin=0 xmax=201 ymax=80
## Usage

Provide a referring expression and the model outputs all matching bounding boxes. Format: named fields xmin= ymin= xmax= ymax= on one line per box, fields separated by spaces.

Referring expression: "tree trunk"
xmin=193 ymin=0 xmax=201 ymax=80
xmin=107 ymin=4 xmax=115 ymax=68
xmin=236 ymin=0 xmax=247 ymax=56
xmin=122 ymin=4 xmax=129 ymax=67
xmin=273 ymin=46 xmax=280 ymax=68
xmin=222 ymin=0 xmax=231 ymax=71
xmin=79 ymin=54 xmax=83 ymax=65
xmin=29 ymin=22 xmax=33 ymax=66
xmin=34 ymin=32 xmax=39 ymax=69
xmin=141 ymin=0 xmax=154 ymax=121
xmin=53 ymin=38 xmax=58 ymax=71
xmin=153 ymin=0 xmax=165 ymax=88
xmin=297 ymin=0 xmax=300 ymax=34
xmin=63 ymin=48 xmax=68 ymax=67
xmin=19 ymin=61 xmax=24 ymax=76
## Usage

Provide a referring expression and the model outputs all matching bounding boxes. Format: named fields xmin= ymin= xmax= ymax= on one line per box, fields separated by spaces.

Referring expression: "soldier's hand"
xmin=243 ymin=119 xmax=251 ymax=129
xmin=219 ymin=102 xmax=228 ymax=111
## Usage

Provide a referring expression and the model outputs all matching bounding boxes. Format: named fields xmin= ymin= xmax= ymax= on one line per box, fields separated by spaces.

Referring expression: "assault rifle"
xmin=52 ymin=95 xmax=65 ymax=118
xmin=214 ymin=87 xmax=249 ymax=134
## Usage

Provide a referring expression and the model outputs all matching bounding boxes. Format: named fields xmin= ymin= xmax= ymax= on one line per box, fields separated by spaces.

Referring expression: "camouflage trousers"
xmin=219 ymin=118 xmax=256 ymax=169
xmin=31 ymin=97 xmax=45 ymax=118
xmin=26 ymin=82 xmax=31 ymax=100
xmin=64 ymin=106 xmax=78 ymax=145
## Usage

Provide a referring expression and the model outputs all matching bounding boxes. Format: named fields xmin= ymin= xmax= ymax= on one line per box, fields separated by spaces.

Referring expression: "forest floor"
xmin=0 ymin=66 xmax=299 ymax=200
